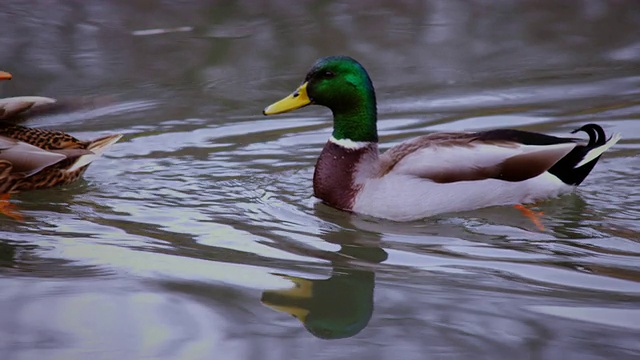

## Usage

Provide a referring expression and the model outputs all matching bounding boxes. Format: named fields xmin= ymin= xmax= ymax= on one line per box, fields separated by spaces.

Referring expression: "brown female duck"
xmin=0 ymin=71 xmax=122 ymax=220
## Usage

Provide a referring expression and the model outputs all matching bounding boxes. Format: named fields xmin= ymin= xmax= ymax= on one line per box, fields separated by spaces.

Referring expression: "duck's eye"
xmin=322 ymin=71 xmax=335 ymax=78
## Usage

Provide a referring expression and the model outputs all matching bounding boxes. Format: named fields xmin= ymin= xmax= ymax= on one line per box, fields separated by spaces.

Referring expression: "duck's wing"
xmin=0 ymin=135 xmax=89 ymax=176
xmin=378 ymin=130 xmax=580 ymax=183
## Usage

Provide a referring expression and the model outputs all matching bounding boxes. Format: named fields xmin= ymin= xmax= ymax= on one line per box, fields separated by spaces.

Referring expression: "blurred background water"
xmin=1 ymin=1 xmax=639 ymax=359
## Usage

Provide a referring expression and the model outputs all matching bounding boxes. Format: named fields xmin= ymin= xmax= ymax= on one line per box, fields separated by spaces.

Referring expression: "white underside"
xmin=352 ymin=171 xmax=573 ymax=221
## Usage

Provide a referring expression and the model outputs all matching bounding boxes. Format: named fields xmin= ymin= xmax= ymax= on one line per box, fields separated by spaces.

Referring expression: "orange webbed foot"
xmin=0 ymin=193 xmax=25 ymax=221
xmin=514 ymin=204 xmax=544 ymax=231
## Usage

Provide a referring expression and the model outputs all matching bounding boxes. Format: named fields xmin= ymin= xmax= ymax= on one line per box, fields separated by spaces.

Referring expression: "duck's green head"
xmin=264 ymin=56 xmax=378 ymax=142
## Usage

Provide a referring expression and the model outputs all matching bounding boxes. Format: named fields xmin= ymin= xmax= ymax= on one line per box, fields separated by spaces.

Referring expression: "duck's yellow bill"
xmin=0 ymin=71 xmax=12 ymax=80
xmin=263 ymin=82 xmax=311 ymax=115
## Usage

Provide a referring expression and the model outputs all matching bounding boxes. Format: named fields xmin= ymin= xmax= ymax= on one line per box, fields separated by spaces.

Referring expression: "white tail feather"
xmin=576 ymin=133 xmax=621 ymax=168
xmin=66 ymin=134 xmax=122 ymax=173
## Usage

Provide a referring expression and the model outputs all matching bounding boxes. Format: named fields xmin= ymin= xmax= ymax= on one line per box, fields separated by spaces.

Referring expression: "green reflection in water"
xmin=0 ymin=241 xmax=15 ymax=267
xmin=262 ymin=241 xmax=387 ymax=339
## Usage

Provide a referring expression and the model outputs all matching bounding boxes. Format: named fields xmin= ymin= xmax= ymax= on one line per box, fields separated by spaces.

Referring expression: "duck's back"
xmin=0 ymin=124 xmax=87 ymax=150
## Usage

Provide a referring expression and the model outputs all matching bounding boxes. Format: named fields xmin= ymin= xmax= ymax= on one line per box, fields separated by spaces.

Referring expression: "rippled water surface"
xmin=1 ymin=1 xmax=640 ymax=359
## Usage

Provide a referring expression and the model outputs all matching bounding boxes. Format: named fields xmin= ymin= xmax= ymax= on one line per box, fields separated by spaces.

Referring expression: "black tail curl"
xmin=571 ymin=123 xmax=606 ymax=147
xmin=549 ymin=123 xmax=608 ymax=186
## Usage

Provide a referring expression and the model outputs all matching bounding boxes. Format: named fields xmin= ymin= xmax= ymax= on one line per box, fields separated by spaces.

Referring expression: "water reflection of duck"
xmin=0 ymin=241 xmax=15 ymax=266
xmin=263 ymin=56 xmax=620 ymax=228
xmin=0 ymin=71 xmax=122 ymax=220
xmin=262 ymin=243 xmax=387 ymax=340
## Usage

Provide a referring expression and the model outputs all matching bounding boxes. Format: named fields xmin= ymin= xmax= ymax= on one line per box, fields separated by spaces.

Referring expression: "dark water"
xmin=1 ymin=1 xmax=640 ymax=359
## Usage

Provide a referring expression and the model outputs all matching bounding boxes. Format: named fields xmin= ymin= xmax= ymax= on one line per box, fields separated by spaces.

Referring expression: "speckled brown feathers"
xmin=0 ymin=71 xmax=121 ymax=205
xmin=0 ymin=124 xmax=88 ymax=150
xmin=0 ymin=124 xmax=122 ymax=194
xmin=0 ymin=124 xmax=90 ymax=150
xmin=5 ymin=155 xmax=86 ymax=193
xmin=0 ymin=160 xmax=13 ymax=179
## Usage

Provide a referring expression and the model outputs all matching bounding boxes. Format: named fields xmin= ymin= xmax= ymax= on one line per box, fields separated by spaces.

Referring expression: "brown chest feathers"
xmin=313 ymin=141 xmax=377 ymax=211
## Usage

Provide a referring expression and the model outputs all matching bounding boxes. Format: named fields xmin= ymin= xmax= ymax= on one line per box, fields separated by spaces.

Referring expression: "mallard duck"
xmin=0 ymin=71 xmax=122 ymax=220
xmin=263 ymin=56 xmax=621 ymax=225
